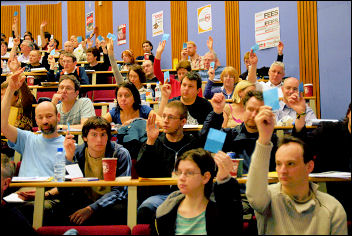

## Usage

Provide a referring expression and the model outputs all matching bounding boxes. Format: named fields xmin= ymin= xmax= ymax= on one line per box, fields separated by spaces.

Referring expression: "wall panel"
xmin=67 ymin=1 xmax=85 ymax=41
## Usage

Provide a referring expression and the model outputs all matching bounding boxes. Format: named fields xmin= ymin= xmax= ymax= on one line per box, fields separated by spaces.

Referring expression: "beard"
xmin=39 ymin=123 xmax=56 ymax=135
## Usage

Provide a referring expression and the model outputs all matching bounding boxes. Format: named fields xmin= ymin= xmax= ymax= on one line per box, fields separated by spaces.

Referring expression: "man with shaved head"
xmin=274 ymin=77 xmax=316 ymax=125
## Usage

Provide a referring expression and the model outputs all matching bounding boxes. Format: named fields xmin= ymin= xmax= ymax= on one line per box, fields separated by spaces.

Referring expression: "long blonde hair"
xmin=232 ymin=80 xmax=255 ymax=104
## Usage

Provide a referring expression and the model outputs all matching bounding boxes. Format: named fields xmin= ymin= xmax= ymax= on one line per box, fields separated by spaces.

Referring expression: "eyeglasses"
xmin=161 ymin=114 xmax=181 ymax=120
xmin=58 ymin=86 xmax=74 ymax=92
xmin=174 ymin=171 xmax=201 ymax=178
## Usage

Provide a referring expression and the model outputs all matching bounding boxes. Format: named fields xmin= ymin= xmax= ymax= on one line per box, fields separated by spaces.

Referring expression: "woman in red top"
xmin=154 ymin=41 xmax=202 ymax=99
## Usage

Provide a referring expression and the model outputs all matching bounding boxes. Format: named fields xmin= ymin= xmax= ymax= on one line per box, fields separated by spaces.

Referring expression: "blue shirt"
xmin=109 ymin=105 xmax=152 ymax=124
xmin=8 ymin=128 xmax=66 ymax=177
xmin=204 ymin=80 xmax=234 ymax=99
xmin=198 ymin=66 xmax=225 ymax=82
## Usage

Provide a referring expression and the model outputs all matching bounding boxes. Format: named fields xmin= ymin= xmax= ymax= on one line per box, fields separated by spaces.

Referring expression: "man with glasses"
xmin=47 ymin=52 xmax=89 ymax=84
xmin=136 ymin=100 xmax=202 ymax=225
xmin=52 ymin=75 xmax=95 ymax=130
xmin=247 ymin=50 xmax=286 ymax=97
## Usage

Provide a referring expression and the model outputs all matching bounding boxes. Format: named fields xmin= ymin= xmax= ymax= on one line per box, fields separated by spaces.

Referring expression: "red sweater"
xmin=154 ymin=58 xmax=203 ymax=99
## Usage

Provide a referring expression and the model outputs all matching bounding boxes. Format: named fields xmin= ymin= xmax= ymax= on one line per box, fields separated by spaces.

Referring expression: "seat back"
xmin=37 ymin=225 xmax=131 ymax=235
xmin=37 ymin=90 xmax=56 ymax=100
xmin=132 ymin=224 xmax=150 ymax=235
xmin=93 ymin=90 xmax=116 ymax=102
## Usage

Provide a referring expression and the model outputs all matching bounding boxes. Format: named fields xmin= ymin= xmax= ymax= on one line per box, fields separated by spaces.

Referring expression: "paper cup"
xmin=144 ymin=53 xmax=149 ymax=60
xmin=102 ymin=158 xmax=117 ymax=181
xmin=230 ymin=158 xmax=243 ymax=178
xmin=27 ymin=76 xmax=34 ymax=86
xmin=304 ymin=84 xmax=313 ymax=97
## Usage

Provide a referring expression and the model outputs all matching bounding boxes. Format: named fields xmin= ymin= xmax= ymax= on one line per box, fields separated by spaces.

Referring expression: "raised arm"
xmin=107 ymin=38 xmax=124 ymax=85
xmin=40 ymin=21 xmax=48 ymax=49
xmin=9 ymin=37 xmax=21 ymax=61
xmin=157 ymin=83 xmax=171 ymax=117
xmin=154 ymin=41 xmax=166 ymax=84
xmin=1 ymin=67 xmax=25 ymax=143
xmin=12 ymin=15 xmax=19 ymax=39
xmin=246 ymin=49 xmax=258 ymax=83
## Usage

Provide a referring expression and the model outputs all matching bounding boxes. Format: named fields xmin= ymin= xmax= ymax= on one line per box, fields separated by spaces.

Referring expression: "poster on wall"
xmin=86 ymin=12 xmax=94 ymax=33
xmin=255 ymin=7 xmax=280 ymax=50
xmin=197 ymin=4 xmax=212 ymax=34
xmin=117 ymin=24 xmax=127 ymax=45
xmin=152 ymin=11 xmax=164 ymax=37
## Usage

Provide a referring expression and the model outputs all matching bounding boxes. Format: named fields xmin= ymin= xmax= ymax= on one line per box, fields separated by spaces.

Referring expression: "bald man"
xmin=1 ymin=68 xmax=66 ymax=177
xmin=274 ymin=77 xmax=316 ymax=125
xmin=64 ymin=41 xmax=74 ymax=53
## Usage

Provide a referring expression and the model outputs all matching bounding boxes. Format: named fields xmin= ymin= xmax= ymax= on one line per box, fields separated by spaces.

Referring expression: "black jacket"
xmin=152 ymin=178 xmax=243 ymax=235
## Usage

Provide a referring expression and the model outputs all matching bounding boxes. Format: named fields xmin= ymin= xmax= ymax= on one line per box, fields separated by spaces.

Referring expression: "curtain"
xmin=95 ymin=1 xmax=113 ymax=40
xmin=67 ymin=1 xmax=86 ymax=41
xmin=1 ymin=5 xmax=21 ymax=43
xmin=128 ymin=1 xmax=146 ymax=59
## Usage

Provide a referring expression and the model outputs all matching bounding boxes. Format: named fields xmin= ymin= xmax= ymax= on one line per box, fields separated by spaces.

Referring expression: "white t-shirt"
xmin=255 ymin=80 xmax=284 ymax=98
xmin=56 ymin=97 xmax=96 ymax=125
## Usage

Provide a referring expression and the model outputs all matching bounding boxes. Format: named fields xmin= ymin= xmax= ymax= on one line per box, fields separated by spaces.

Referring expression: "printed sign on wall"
xmin=152 ymin=11 xmax=164 ymax=37
xmin=197 ymin=4 xmax=212 ymax=34
xmin=117 ymin=24 xmax=127 ymax=45
xmin=255 ymin=7 xmax=280 ymax=50
xmin=86 ymin=12 xmax=94 ymax=33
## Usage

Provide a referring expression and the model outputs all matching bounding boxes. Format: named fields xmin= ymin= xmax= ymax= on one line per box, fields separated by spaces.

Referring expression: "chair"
xmin=132 ymin=224 xmax=150 ymax=235
xmin=37 ymin=91 xmax=56 ymax=100
xmin=92 ymin=89 xmax=116 ymax=102
xmin=36 ymin=225 xmax=131 ymax=235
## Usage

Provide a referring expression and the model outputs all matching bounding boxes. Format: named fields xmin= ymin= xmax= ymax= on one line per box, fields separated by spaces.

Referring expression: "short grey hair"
xmin=270 ymin=61 xmax=285 ymax=73
xmin=204 ymin=51 xmax=218 ymax=61
xmin=23 ymin=40 xmax=35 ymax=50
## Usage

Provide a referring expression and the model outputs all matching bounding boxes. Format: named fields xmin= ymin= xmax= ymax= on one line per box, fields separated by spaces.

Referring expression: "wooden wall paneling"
xmin=170 ymin=1 xmax=188 ymax=65
xmin=1 ymin=5 xmax=21 ymax=43
xmin=67 ymin=1 xmax=85 ymax=41
xmin=128 ymin=1 xmax=146 ymax=59
xmin=95 ymin=1 xmax=113 ymax=40
xmin=26 ymin=3 xmax=62 ymax=49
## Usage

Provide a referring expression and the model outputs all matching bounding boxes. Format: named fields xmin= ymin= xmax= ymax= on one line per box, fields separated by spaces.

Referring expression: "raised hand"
xmin=87 ymin=37 xmax=94 ymax=49
xmin=13 ymin=37 xmax=20 ymax=47
xmin=100 ymin=37 xmax=107 ymax=49
xmin=48 ymin=55 xmax=56 ymax=67
xmin=277 ymin=41 xmax=284 ymax=55
xmin=206 ymin=36 xmax=214 ymax=51
xmin=155 ymin=41 xmax=166 ymax=59
xmin=249 ymin=49 xmax=258 ymax=66
xmin=211 ymin=93 xmax=226 ymax=114
xmin=287 ymin=92 xmax=306 ymax=114
xmin=40 ymin=21 xmax=47 ymax=29
xmin=180 ymin=48 xmax=188 ymax=60
xmin=106 ymin=38 xmax=113 ymax=54
xmin=161 ymin=83 xmax=172 ymax=98
xmin=213 ymin=151 xmax=233 ymax=181
xmin=208 ymin=66 xmax=215 ymax=81
xmin=254 ymin=106 xmax=275 ymax=145
xmin=146 ymin=113 xmax=160 ymax=145
xmin=63 ymin=131 xmax=76 ymax=162
xmin=7 ymin=67 xmax=25 ymax=91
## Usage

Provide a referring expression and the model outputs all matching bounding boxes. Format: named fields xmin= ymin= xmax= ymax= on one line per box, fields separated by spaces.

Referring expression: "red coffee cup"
xmin=27 ymin=76 xmax=34 ymax=85
xmin=304 ymin=84 xmax=313 ymax=97
xmin=144 ymin=53 xmax=149 ymax=60
xmin=102 ymin=158 xmax=118 ymax=181
xmin=230 ymin=159 xmax=243 ymax=177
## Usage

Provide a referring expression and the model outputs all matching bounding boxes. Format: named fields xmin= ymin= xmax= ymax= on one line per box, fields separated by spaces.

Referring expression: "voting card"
xmin=164 ymin=71 xmax=170 ymax=83
xmin=162 ymin=33 xmax=170 ymax=42
xmin=263 ymin=88 xmax=280 ymax=111
xmin=210 ymin=61 xmax=215 ymax=69
xmin=50 ymin=49 xmax=56 ymax=56
xmin=299 ymin=82 xmax=304 ymax=93
xmin=251 ymin=43 xmax=259 ymax=53
xmin=183 ymin=42 xmax=187 ymax=49
xmin=77 ymin=36 xmax=82 ymax=43
xmin=97 ymin=35 xmax=104 ymax=41
xmin=14 ymin=11 xmax=18 ymax=17
xmin=107 ymin=33 xmax=112 ymax=39
xmin=111 ymin=34 xmax=117 ymax=41
xmin=204 ymin=128 xmax=227 ymax=153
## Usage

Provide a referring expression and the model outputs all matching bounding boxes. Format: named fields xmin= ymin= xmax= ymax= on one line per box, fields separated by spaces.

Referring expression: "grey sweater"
xmin=246 ymin=141 xmax=348 ymax=235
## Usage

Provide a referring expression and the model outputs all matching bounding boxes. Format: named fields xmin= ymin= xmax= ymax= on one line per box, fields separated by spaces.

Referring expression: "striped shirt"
xmin=175 ymin=211 xmax=207 ymax=235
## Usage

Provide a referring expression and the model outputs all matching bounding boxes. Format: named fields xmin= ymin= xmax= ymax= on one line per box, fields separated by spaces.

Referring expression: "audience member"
xmin=121 ymin=49 xmax=135 ymax=71
xmin=136 ymin=101 xmax=202 ymax=225
xmin=47 ymin=52 xmax=89 ymax=84
xmin=70 ymin=35 xmax=80 ymax=49
xmin=106 ymin=38 xmax=125 ymax=85
xmin=142 ymin=60 xmax=158 ymax=83
xmin=159 ymin=71 xmax=212 ymax=125
xmin=23 ymin=31 xmax=40 ymax=50
xmin=198 ymin=50 xmax=225 ymax=82
xmin=72 ymin=35 xmax=87 ymax=62
xmin=1 ymin=41 xmax=10 ymax=58
xmin=204 ymin=66 xmax=240 ymax=99
xmin=239 ymin=41 xmax=284 ymax=80
xmin=180 ymin=36 xmax=214 ymax=70
xmin=1 ymin=41 xmax=10 ymax=73
xmin=154 ymin=40 xmax=202 ymax=99
xmin=247 ymin=50 xmax=286 ymax=97
xmin=103 ymin=82 xmax=160 ymax=126
xmin=222 ymin=80 xmax=256 ymax=128
xmin=274 ymin=77 xmax=316 ymax=126
xmin=9 ymin=38 xmax=34 ymax=64
xmin=51 ymin=75 xmax=95 ymax=130
xmin=58 ymin=116 xmax=131 ymax=225
xmin=246 ymin=108 xmax=347 ymax=234
xmin=127 ymin=64 xmax=148 ymax=99
xmin=64 ymin=41 xmax=74 ymax=53
xmin=1 ymin=155 xmax=38 ymax=235
xmin=292 ymin=102 xmax=351 ymax=220
xmin=136 ymin=40 xmax=155 ymax=62
xmin=84 ymin=45 xmax=111 ymax=84
xmin=152 ymin=148 xmax=243 ymax=235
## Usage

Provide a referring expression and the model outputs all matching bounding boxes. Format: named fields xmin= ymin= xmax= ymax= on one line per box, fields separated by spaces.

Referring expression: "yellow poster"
xmin=197 ymin=4 xmax=212 ymax=34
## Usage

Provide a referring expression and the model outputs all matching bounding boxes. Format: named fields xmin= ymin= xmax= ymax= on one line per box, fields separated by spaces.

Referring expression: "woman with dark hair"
xmin=127 ymin=64 xmax=148 ymax=100
xmin=103 ymin=82 xmax=159 ymax=126
xmin=153 ymin=148 xmax=242 ymax=235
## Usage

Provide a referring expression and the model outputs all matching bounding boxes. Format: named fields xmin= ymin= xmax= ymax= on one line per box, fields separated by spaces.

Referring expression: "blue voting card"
xmin=263 ymin=88 xmax=280 ymax=111
xmin=204 ymin=128 xmax=227 ymax=153
xmin=111 ymin=34 xmax=117 ymax=41
xmin=183 ymin=42 xmax=187 ymax=49
xmin=251 ymin=43 xmax=259 ymax=53
xmin=162 ymin=33 xmax=170 ymax=42
xmin=77 ymin=36 xmax=82 ymax=43
xmin=106 ymin=33 xmax=112 ymax=39
xmin=14 ymin=11 xmax=18 ymax=16
xmin=299 ymin=82 xmax=304 ymax=93
xmin=50 ymin=49 xmax=56 ymax=56
xmin=97 ymin=35 xmax=104 ymax=41
xmin=210 ymin=61 xmax=215 ymax=69
xmin=164 ymin=71 xmax=170 ymax=83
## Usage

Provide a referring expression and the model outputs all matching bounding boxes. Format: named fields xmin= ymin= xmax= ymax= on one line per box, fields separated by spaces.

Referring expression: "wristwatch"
xmin=296 ymin=111 xmax=306 ymax=119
